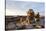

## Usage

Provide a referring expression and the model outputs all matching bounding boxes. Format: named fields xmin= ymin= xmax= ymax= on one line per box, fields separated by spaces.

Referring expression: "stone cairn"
xmin=19 ymin=9 xmax=40 ymax=28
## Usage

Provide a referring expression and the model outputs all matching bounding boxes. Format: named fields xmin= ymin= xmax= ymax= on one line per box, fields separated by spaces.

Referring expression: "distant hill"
xmin=5 ymin=16 xmax=45 ymax=22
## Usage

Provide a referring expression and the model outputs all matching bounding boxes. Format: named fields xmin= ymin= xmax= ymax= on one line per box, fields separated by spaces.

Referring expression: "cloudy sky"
xmin=6 ymin=0 xmax=45 ymax=16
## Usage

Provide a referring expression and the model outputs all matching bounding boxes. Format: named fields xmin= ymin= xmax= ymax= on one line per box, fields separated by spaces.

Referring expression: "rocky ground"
xmin=5 ymin=16 xmax=45 ymax=31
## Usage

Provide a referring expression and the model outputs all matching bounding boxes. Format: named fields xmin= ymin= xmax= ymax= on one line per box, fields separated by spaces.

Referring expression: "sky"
xmin=6 ymin=0 xmax=45 ymax=16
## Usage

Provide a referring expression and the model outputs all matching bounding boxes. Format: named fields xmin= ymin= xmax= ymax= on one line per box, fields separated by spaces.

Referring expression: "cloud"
xmin=6 ymin=9 xmax=27 ymax=16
